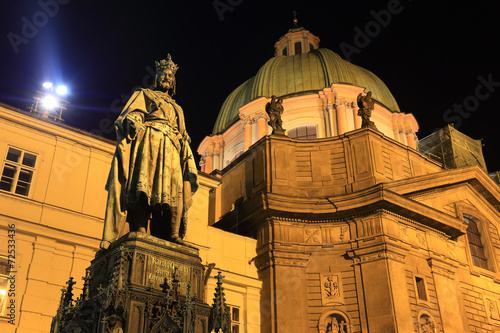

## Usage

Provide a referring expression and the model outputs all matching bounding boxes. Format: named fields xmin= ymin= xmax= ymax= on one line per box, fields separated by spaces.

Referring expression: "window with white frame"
xmin=0 ymin=147 xmax=37 ymax=196
xmin=0 ymin=256 xmax=11 ymax=317
xmin=230 ymin=306 xmax=241 ymax=333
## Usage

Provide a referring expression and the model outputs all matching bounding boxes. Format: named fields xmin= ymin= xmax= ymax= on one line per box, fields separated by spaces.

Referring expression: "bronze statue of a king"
xmin=100 ymin=54 xmax=198 ymax=249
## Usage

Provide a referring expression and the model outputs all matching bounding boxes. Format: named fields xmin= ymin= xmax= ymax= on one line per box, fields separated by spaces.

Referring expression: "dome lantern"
xmin=274 ymin=12 xmax=320 ymax=57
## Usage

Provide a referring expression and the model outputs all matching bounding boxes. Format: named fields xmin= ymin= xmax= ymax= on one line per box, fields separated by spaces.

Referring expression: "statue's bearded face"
xmin=156 ymin=69 xmax=175 ymax=92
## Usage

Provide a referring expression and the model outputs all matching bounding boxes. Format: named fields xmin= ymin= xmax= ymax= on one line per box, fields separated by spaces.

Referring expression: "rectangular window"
xmin=0 ymin=147 xmax=37 ymax=196
xmin=289 ymin=126 xmax=317 ymax=139
xmin=415 ymin=277 xmax=427 ymax=301
xmin=294 ymin=42 xmax=302 ymax=55
xmin=230 ymin=306 xmax=240 ymax=333
xmin=464 ymin=214 xmax=489 ymax=270
xmin=0 ymin=256 xmax=11 ymax=317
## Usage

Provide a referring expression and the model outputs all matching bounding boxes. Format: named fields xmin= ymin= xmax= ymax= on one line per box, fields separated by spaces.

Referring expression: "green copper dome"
xmin=212 ymin=48 xmax=400 ymax=135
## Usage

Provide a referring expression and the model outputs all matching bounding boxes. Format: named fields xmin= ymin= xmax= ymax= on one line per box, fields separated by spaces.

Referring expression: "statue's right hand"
xmin=125 ymin=114 xmax=145 ymax=141
xmin=126 ymin=120 xmax=136 ymax=141
xmin=126 ymin=119 xmax=144 ymax=141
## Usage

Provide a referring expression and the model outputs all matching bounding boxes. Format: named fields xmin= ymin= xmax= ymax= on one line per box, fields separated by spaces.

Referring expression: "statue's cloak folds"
xmin=101 ymin=89 xmax=198 ymax=248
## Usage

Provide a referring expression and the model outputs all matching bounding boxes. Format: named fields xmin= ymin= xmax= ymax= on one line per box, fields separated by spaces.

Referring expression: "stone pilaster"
xmin=348 ymin=242 xmax=412 ymax=333
xmin=353 ymin=102 xmax=361 ymax=129
xmin=427 ymin=257 xmax=467 ymax=332
xmin=336 ymin=103 xmax=347 ymax=135
xmin=242 ymin=117 xmax=253 ymax=151
xmin=256 ymin=114 xmax=268 ymax=139
xmin=255 ymin=249 xmax=310 ymax=333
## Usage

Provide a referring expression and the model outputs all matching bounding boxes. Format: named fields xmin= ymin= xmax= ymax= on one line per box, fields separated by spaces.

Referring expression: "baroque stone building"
xmin=1 ymin=25 xmax=500 ymax=333
xmin=198 ymin=27 xmax=500 ymax=333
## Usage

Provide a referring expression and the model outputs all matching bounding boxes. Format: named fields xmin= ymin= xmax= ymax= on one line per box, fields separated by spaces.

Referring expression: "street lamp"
xmin=30 ymin=82 xmax=69 ymax=121
xmin=41 ymin=94 xmax=59 ymax=109
xmin=42 ymin=82 xmax=53 ymax=90
xmin=55 ymin=85 xmax=68 ymax=96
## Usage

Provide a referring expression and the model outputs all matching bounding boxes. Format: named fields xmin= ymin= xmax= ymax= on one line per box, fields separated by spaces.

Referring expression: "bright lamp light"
xmin=55 ymin=85 xmax=68 ymax=96
xmin=42 ymin=82 xmax=53 ymax=90
xmin=41 ymin=95 xmax=59 ymax=109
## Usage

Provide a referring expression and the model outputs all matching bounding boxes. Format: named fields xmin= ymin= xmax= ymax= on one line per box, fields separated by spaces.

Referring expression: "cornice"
xmin=262 ymin=185 xmax=466 ymax=238
xmin=0 ymin=103 xmax=116 ymax=153
xmin=386 ymin=166 xmax=500 ymax=213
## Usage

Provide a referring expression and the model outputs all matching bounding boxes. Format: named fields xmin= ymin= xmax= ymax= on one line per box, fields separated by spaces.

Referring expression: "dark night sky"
xmin=1 ymin=1 xmax=499 ymax=171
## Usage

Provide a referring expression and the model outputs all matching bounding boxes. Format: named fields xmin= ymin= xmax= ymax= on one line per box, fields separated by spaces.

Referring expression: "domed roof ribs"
xmin=212 ymin=77 xmax=254 ymax=134
xmin=212 ymin=47 xmax=401 ymax=135
xmin=310 ymin=48 xmax=332 ymax=88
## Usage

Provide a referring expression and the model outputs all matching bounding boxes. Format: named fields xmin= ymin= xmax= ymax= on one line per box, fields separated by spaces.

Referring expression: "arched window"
xmin=464 ymin=214 xmax=489 ymax=269
xmin=289 ymin=126 xmax=317 ymax=139
xmin=282 ymin=47 xmax=288 ymax=56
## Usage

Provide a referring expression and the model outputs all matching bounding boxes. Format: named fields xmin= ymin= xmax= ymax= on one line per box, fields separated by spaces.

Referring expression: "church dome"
xmin=212 ymin=48 xmax=401 ymax=135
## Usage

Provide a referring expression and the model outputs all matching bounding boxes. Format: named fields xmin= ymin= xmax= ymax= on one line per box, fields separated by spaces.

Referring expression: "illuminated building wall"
xmin=0 ymin=103 xmax=260 ymax=333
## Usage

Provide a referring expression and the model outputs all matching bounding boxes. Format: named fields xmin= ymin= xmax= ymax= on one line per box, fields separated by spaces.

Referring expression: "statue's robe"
xmin=100 ymin=89 xmax=198 ymax=249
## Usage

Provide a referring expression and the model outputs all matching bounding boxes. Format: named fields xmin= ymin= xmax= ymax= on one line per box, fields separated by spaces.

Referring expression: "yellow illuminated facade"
xmin=0 ymin=103 xmax=260 ymax=333
xmin=1 ymin=26 xmax=500 ymax=333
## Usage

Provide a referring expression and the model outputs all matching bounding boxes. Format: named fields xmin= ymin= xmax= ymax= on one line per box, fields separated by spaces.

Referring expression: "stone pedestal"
xmin=53 ymin=232 xmax=211 ymax=333
xmin=89 ymin=232 xmax=205 ymax=300
xmin=271 ymin=128 xmax=286 ymax=136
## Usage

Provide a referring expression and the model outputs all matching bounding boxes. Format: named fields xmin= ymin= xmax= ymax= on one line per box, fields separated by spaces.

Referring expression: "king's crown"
xmin=155 ymin=54 xmax=179 ymax=74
